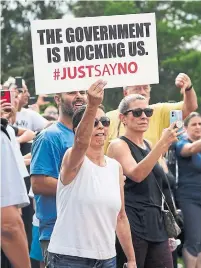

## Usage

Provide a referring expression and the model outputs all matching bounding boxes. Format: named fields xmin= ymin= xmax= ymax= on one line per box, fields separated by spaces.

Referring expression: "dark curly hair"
xmin=72 ymin=104 xmax=105 ymax=132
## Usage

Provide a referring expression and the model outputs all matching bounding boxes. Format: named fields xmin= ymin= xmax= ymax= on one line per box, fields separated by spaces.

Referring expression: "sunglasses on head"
xmin=94 ymin=116 xmax=110 ymax=127
xmin=124 ymin=108 xmax=153 ymax=117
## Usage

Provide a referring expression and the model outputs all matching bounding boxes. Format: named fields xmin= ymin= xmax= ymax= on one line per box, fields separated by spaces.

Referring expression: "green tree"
xmin=69 ymin=1 xmax=201 ymax=111
xmin=1 ymin=1 xmax=200 ymax=110
xmin=1 ymin=0 xmax=64 ymax=95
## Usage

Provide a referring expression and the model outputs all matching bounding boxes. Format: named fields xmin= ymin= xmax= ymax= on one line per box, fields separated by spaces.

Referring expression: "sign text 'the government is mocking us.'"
xmin=31 ymin=13 xmax=159 ymax=94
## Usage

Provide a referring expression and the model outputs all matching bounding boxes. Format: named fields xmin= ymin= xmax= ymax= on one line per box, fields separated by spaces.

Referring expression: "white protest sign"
xmin=31 ymin=13 xmax=159 ymax=94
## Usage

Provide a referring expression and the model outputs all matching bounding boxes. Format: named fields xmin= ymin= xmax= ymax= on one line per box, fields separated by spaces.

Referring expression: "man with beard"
xmin=30 ymin=90 xmax=87 ymax=266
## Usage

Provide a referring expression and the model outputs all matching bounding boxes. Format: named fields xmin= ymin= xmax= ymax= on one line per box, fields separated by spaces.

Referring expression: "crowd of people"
xmin=1 ymin=73 xmax=201 ymax=268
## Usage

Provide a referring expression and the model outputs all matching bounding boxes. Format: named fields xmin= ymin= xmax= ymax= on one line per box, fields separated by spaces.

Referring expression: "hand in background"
xmin=36 ymin=95 xmax=50 ymax=106
xmin=175 ymin=73 xmax=192 ymax=94
xmin=0 ymin=100 xmax=16 ymax=122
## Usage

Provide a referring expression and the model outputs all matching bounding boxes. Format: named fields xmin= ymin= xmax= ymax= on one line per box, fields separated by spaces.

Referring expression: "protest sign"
xmin=31 ymin=13 xmax=159 ymax=94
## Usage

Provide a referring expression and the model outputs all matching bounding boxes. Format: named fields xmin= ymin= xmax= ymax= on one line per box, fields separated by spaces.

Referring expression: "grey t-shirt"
xmin=15 ymin=108 xmax=47 ymax=132
xmin=0 ymin=131 xmax=30 ymax=208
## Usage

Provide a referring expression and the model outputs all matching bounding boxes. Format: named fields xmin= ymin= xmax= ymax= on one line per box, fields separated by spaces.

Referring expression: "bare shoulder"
xmin=110 ymin=137 xmax=127 ymax=147
xmin=108 ymin=138 xmax=128 ymax=150
xmin=107 ymin=138 xmax=129 ymax=157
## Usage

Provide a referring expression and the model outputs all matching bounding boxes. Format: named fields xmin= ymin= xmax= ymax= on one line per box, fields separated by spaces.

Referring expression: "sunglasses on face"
xmin=124 ymin=108 xmax=153 ymax=117
xmin=94 ymin=116 xmax=110 ymax=127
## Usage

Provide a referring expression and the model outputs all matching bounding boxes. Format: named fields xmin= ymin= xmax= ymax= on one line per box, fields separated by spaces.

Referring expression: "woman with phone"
xmin=107 ymin=94 xmax=181 ymax=268
xmin=175 ymin=112 xmax=201 ymax=268
xmin=47 ymin=80 xmax=136 ymax=268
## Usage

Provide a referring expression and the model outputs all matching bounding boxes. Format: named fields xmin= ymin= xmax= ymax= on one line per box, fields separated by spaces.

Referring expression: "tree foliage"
xmin=1 ymin=0 xmax=64 ymax=91
xmin=1 ymin=0 xmax=201 ymax=111
xmin=69 ymin=1 xmax=201 ymax=110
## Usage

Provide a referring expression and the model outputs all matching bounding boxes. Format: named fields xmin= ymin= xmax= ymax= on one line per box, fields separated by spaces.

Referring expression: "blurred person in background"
xmin=4 ymin=76 xmax=48 ymax=132
xmin=175 ymin=112 xmax=201 ymax=268
xmin=43 ymin=105 xmax=58 ymax=120
xmin=160 ymin=156 xmax=183 ymax=268
xmin=107 ymin=94 xmax=182 ymax=268
xmin=31 ymin=89 xmax=87 ymax=266
xmin=0 ymin=98 xmax=35 ymax=144
xmin=0 ymin=94 xmax=35 ymax=180
xmin=29 ymin=187 xmax=45 ymax=268
xmin=105 ymin=73 xmax=198 ymax=152
xmin=27 ymin=114 xmax=57 ymax=268
xmin=3 ymin=77 xmax=42 ymax=249
xmin=1 ymin=119 xmax=31 ymax=268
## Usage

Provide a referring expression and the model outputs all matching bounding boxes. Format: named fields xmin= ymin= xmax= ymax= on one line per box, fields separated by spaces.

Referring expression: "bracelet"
xmin=185 ymin=84 xmax=193 ymax=92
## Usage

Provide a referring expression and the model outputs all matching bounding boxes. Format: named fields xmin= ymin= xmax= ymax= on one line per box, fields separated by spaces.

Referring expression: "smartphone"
xmin=0 ymin=90 xmax=12 ymax=112
xmin=170 ymin=110 xmax=183 ymax=138
xmin=15 ymin=76 xmax=23 ymax=89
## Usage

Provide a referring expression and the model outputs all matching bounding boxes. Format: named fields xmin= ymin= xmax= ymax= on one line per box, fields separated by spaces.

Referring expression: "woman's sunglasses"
xmin=94 ymin=116 xmax=110 ymax=127
xmin=124 ymin=108 xmax=153 ymax=118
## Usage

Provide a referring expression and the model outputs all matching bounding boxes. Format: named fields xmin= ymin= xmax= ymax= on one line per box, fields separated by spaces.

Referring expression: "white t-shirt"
xmin=0 ymin=131 xmax=30 ymax=208
xmin=48 ymin=156 xmax=121 ymax=260
xmin=15 ymin=108 xmax=47 ymax=132
xmin=7 ymin=125 xmax=29 ymax=178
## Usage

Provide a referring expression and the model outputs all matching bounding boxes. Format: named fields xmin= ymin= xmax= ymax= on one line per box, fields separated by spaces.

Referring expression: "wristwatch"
xmin=185 ymin=85 xmax=193 ymax=92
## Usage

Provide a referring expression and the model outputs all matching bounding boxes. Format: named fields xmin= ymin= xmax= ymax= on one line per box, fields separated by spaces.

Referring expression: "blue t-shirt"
xmin=30 ymin=122 xmax=74 ymax=240
xmin=175 ymin=137 xmax=201 ymax=202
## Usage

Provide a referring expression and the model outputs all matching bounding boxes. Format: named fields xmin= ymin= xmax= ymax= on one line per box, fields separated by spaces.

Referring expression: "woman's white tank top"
xmin=48 ymin=156 xmax=121 ymax=260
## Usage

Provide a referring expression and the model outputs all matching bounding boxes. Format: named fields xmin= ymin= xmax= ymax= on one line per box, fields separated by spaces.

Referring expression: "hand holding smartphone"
xmin=0 ymin=90 xmax=12 ymax=112
xmin=170 ymin=110 xmax=184 ymax=139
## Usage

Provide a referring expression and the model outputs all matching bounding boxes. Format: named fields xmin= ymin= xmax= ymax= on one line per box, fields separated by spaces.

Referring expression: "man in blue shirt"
xmin=30 ymin=90 xmax=87 ymax=265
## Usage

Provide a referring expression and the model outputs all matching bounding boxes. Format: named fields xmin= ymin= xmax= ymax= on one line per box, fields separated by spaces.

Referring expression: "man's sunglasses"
xmin=124 ymin=108 xmax=153 ymax=117
xmin=94 ymin=116 xmax=110 ymax=127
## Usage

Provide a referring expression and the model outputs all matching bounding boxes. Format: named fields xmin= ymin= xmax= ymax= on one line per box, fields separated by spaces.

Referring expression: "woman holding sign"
xmin=47 ymin=80 xmax=136 ymax=268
